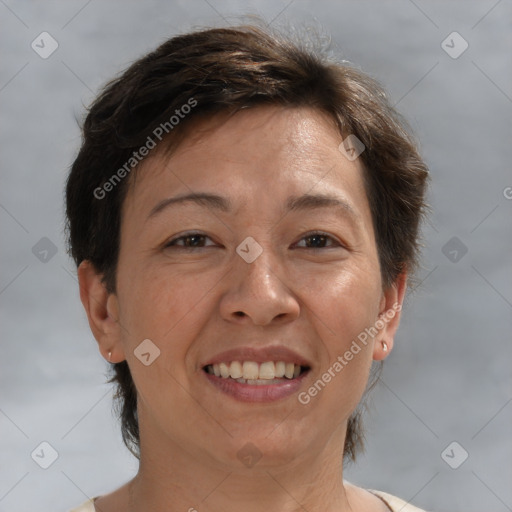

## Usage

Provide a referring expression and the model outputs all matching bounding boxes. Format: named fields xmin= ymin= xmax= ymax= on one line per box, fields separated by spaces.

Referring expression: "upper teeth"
xmin=206 ymin=361 xmax=302 ymax=380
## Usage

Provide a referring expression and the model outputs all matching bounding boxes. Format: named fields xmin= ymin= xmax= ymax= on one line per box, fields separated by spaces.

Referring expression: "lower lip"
xmin=203 ymin=370 xmax=309 ymax=402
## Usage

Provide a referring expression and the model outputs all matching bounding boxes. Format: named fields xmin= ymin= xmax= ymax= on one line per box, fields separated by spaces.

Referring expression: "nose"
xmin=219 ymin=246 xmax=300 ymax=326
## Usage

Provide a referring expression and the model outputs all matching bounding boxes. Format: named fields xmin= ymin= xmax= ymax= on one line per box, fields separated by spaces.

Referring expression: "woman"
xmin=66 ymin=23 xmax=429 ymax=512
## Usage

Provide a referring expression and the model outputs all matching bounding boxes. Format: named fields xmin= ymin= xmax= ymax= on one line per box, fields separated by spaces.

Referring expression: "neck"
xmin=128 ymin=422 xmax=351 ymax=512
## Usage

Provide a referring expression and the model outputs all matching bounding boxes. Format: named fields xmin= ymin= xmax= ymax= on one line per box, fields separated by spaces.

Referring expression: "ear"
xmin=373 ymin=272 xmax=407 ymax=361
xmin=77 ymin=260 xmax=125 ymax=363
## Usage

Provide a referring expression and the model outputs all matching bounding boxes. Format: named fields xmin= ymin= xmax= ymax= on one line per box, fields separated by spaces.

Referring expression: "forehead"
xmin=123 ymin=105 xmax=370 ymax=222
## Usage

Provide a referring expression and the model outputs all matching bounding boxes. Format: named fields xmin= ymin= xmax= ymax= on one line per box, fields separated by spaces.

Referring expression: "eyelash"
xmin=164 ymin=231 xmax=343 ymax=250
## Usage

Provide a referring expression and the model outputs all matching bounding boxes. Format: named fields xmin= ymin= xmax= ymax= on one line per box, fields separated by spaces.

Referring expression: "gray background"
xmin=1 ymin=1 xmax=511 ymax=511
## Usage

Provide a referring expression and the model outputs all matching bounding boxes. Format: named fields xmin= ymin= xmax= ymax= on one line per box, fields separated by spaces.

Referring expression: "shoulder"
xmin=370 ymin=490 xmax=430 ymax=512
xmin=69 ymin=498 xmax=97 ymax=512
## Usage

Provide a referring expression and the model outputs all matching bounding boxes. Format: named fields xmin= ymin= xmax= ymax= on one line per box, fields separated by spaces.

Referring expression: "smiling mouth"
xmin=203 ymin=361 xmax=310 ymax=385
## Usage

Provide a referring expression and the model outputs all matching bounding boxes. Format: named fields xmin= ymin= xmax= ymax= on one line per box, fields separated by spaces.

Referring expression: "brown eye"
xmin=295 ymin=232 xmax=340 ymax=249
xmin=166 ymin=232 xmax=215 ymax=248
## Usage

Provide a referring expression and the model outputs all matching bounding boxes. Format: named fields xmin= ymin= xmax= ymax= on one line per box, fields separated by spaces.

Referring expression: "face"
xmin=89 ymin=106 xmax=403 ymax=470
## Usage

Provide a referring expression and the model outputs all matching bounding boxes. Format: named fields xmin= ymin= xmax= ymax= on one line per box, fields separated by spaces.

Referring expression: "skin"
xmin=79 ymin=105 xmax=407 ymax=512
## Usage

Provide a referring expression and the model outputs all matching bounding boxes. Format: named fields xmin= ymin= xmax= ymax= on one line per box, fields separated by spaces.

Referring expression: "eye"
xmin=294 ymin=231 xmax=342 ymax=249
xmin=164 ymin=232 xmax=216 ymax=249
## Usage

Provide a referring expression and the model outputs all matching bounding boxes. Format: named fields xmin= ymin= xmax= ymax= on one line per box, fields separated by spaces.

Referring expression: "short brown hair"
xmin=66 ymin=23 xmax=428 ymax=462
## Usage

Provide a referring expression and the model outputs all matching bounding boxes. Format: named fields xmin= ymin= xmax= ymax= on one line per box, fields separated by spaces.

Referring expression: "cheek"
xmin=300 ymin=264 xmax=381 ymax=409
xmin=115 ymin=269 xmax=210 ymax=411
xmin=116 ymin=262 xmax=222 ymax=373
xmin=304 ymin=263 xmax=382 ymax=348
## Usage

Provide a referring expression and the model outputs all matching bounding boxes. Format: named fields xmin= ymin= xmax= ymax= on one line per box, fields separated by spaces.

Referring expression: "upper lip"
xmin=201 ymin=345 xmax=312 ymax=368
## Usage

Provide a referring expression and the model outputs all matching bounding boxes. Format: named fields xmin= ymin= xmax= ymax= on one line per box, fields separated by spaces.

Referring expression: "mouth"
xmin=201 ymin=347 xmax=312 ymax=402
xmin=203 ymin=361 xmax=310 ymax=385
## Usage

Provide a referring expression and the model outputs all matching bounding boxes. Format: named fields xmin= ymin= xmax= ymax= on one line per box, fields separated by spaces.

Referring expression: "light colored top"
xmin=370 ymin=490 xmax=429 ymax=511
xmin=70 ymin=491 xmax=429 ymax=511
xmin=69 ymin=499 xmax=95 ymax=512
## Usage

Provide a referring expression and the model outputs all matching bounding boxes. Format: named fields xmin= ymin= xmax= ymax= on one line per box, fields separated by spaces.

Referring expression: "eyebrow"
xmin=148 ymin=193 xmax=232 ymax=219
xmin=147 ymin=192 xmax=359 ymax=222
xmin=285 ymin=193 xmax=359 ymax=221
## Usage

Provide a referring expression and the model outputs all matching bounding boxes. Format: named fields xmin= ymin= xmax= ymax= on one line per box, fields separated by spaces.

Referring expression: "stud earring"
xmin=108 ymin=351 xmax=112 ymax=362
xmin=382 ymin=341 xmax=388 ymax=352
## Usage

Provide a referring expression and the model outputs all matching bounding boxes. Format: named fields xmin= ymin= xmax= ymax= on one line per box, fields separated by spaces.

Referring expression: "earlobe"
xmin=373 ymin=339 xmax=392 ymax=361
xmin=373 ymin=272 xmax=407 ymax=361
xmin=77 ymin=260 xmax=125 ymax=362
